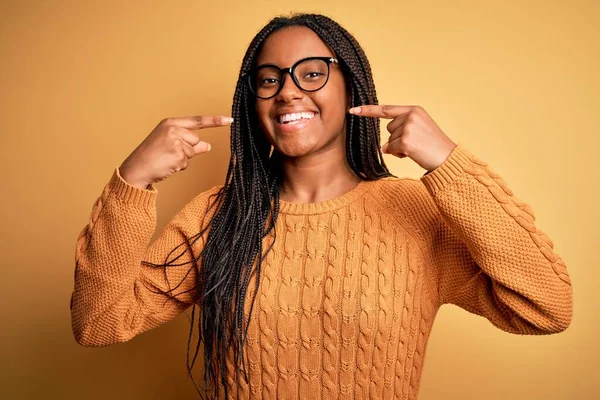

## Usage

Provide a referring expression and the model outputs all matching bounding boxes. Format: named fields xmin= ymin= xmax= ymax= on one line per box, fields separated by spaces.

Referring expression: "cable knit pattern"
xmin=70 ymin=144 xmax=573 ymax=399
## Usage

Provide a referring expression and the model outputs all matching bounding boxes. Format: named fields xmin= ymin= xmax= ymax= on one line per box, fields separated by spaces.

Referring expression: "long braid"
xmin=142 ymin=13 xmax=394 ymax=399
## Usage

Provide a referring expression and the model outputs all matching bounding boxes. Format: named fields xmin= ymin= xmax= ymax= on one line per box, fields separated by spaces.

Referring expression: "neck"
xmin=278 ymin=146 xmax=361 ymax=204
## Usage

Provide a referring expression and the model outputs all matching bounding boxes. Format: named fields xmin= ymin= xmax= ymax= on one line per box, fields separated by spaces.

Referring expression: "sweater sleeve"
xmin=70 ymin=168 xmax=220 ymax=346
xmin=420 ymin=144 xmax=573 ymax=335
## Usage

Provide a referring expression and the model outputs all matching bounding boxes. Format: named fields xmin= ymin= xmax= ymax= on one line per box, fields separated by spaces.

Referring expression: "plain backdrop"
xmin=1 ymin=0 xmax=598 ymax=399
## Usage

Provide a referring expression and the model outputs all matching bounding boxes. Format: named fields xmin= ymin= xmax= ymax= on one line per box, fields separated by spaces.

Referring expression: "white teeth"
xmin=278 ymin=112 xmax=315 ymax=124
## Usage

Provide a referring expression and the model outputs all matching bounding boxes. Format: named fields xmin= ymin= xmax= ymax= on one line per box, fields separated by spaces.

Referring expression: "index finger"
xmin=348 ymin=105 xmax=412 ymax=119
xmin=161 ymin=115 xmax=234 ymax=129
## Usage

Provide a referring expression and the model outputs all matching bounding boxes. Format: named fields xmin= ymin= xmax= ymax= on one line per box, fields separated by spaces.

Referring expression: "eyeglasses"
xmin=246 ymin=56 xmax=339 ymax=100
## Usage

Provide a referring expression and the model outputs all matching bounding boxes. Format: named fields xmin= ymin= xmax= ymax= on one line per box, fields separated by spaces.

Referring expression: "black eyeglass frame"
xmin=245 ymin=56 xmax=339 ymax=100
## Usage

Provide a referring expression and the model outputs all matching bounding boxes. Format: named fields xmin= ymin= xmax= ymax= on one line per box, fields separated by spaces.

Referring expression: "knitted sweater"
xmin=70 ymin=144 xmax=573 ymax=400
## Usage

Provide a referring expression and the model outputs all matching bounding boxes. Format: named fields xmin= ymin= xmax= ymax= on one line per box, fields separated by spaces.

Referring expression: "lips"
xmin=277 ymin=111 xmax=316 ymax=124
xmin=274 ymin=107 xmax=317 ymax=121
xmin=273 ymin=110 xmax=318 ymax=133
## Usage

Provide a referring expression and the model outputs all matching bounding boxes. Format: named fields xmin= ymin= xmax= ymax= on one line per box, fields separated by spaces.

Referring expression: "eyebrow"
xmin=254 ymin=55 xmax=336 ymax=69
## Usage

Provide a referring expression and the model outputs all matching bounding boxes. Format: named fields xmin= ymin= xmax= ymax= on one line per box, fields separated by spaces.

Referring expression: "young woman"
xmin=70 ymin=13 xmax=573 ymax=400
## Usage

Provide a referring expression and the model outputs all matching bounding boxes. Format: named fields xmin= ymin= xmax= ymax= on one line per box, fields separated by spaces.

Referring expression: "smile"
xmin=277 ymin=112 xmax=316 ymax=124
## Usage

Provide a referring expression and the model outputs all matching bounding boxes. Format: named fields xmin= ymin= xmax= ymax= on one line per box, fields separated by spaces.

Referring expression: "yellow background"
xmin=1 ymin=0 xmax=597 ymax=398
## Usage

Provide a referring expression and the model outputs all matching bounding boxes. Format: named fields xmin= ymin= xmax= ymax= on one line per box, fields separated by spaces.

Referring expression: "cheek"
xmin=316 ymin=87 xmax=348 ymax=131
xmin=256 ymin=101 xmax=274 ymax=132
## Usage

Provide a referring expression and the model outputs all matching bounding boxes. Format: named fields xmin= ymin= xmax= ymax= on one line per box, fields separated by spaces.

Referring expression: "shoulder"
xmin=366 ymin=176 xmax=441 ymax=232
xmin=368 ymin=176 xmax=436 ymax=211
xmin=189 ymin=185 xmax=224 ymax=212
xmin=176 ymin=185 xmax=225 ymax=229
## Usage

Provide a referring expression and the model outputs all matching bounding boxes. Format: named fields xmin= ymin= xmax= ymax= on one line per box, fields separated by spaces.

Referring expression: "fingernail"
xmin=382 ymin=142 xmax=389 ymax=153
xmin=207 ymin=143 xmax=212 ymax=152
xmin=349 ymin=107 xmax=361 ymax=114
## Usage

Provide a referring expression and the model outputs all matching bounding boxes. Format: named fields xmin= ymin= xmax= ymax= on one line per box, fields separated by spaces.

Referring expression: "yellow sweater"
xmin=70 ymin=144 xmax=572 ymax=399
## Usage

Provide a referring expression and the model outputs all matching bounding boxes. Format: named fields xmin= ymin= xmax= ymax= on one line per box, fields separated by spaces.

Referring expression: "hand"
xmin=119 ymin=115 xmax=233 ymax=189
xmin=349 ymin=105 xmax=457 ymax=172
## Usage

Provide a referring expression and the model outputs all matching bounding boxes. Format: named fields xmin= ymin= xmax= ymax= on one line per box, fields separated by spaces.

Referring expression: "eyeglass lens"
xmin=251 ymin=58 xmax=330 ymax=99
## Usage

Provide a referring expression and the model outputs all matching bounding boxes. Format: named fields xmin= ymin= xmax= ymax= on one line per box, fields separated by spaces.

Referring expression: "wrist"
xmin=118 ymin=166 xmax=152 ymax=190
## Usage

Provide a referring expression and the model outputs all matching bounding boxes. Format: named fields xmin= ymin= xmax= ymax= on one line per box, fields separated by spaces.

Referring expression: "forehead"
xmin=256 ymin=26 xmax=334 ymax=66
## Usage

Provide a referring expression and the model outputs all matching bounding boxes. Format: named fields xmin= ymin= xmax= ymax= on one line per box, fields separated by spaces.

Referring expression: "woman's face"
xmin=254 ymin=26 xmax=348 ymax=158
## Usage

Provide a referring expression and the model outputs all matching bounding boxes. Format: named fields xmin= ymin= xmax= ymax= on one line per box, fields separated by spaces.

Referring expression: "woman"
xmin=70 ymin=13 xmax=573 ymax=400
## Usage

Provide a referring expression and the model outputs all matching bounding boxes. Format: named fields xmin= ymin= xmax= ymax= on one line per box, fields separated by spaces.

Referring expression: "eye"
xmin=304 ymin=71 xmax=325 ymax=79
xmin=259 ymin=77 xmax=280 ymax=87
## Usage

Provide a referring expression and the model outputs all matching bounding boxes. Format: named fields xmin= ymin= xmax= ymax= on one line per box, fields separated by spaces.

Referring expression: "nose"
xmin=276 ymin=71 xmax=303 ymax=102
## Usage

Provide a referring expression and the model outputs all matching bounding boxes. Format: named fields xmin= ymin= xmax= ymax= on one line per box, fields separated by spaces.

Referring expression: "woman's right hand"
xmin=119 ymin=115 xmax=233 ymax=189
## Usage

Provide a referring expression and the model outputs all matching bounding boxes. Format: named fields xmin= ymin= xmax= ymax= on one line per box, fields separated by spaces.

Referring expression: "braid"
xmin=142 ymin=13 xmax=393 ymax=399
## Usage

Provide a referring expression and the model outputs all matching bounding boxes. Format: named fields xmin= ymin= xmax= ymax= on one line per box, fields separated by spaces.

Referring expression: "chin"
xmin=273 ymin=139 xmax=318 ymax=158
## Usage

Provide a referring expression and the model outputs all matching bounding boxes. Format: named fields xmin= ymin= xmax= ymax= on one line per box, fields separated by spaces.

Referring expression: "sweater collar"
xmin=278 ymin=179 xmax=372 ymax=215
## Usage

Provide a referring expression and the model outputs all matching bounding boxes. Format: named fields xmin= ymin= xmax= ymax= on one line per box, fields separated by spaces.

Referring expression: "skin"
xmin=349 ymin=105 xmax=457 ymax=172
xmin=119 ymin=116 xmax=231 ymax=190
xmin=119 ymin=27 xmax=457 ymax=195
xmin=255 ymin=26 xmax=361 ymax=204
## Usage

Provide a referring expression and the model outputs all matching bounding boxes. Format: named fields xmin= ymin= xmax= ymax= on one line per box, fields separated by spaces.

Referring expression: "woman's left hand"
xmin=349 ymin=105 xmax=457 ymax=172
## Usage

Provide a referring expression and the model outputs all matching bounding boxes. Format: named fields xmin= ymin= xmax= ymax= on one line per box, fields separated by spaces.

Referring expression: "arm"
xmin=70 ymin=167 xmax=220 ymax=346
xmin=421 ymin=144 xmax=572 ymax=334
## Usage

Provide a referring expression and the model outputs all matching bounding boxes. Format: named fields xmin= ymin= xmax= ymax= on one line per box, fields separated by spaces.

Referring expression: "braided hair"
xmin=146 ymin=13 xmax=393 ymax=399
